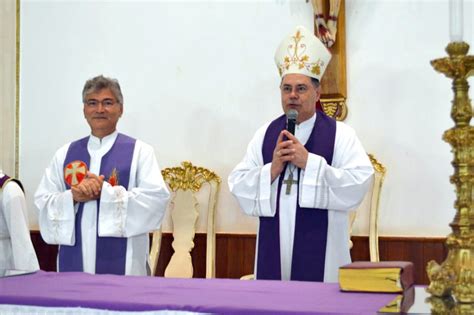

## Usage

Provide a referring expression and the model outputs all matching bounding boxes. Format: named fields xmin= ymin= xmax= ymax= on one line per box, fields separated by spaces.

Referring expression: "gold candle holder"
xmin=426 ymin=41 xmax=474 ymax=304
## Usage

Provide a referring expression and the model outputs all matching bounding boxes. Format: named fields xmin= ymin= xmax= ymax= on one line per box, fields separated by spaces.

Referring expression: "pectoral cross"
xmin=284 ymin=171 xmax=298 ymax=195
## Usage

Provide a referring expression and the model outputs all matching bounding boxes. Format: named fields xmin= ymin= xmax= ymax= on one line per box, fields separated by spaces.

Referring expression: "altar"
xmin=0 ymin=270 xmax=401 ymax=314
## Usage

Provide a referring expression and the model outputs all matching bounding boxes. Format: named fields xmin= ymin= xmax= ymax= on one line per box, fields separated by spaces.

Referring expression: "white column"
xmin=0 ymin=0 xmax=18 ymax=176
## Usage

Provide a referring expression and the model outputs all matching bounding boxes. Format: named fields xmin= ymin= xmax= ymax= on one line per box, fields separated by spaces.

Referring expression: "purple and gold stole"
xmin=59 ymin=133 xmax=136 ymax=275
xmin=258 ymin=110 xmax=336 ymax=282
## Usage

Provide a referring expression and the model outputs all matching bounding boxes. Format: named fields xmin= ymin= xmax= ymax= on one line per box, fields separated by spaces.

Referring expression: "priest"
xmin=228 ymin=26 xmax=374 ymax=282
xmin=1 ymin=170 xmax=39 ymax=271
xmin=35 ymin=75 xmax=170 ymax=276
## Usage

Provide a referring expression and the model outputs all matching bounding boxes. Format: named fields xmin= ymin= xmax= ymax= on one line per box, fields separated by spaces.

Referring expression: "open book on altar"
xmin=338 ymin=261 xmax=414 ymax=293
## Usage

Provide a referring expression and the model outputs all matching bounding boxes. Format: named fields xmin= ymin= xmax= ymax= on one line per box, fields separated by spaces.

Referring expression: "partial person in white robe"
xmin=228 ymin=26 xmax=374 ymax=282
xmin=0 ymin=170 xmax=40 ymax=271
xmin=35 ymin=75 xmax=170 ymax=276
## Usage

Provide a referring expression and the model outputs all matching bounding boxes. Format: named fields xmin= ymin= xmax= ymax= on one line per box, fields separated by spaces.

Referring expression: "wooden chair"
xmin=149 ymin=161 xmax=220 ymax=278
xmin=349 ymin=154 xmax=386 ymax=262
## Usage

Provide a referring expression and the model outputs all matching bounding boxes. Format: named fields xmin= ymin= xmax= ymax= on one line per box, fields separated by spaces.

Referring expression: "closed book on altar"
xmin=338 ymin=261 xmax=414 ymax=293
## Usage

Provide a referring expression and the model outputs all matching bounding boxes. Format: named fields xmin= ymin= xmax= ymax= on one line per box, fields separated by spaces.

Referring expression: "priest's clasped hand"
xmin=270 ymin=130 xmax=308 ymax=182
xmin=71 ymin=171 xmax=105 ymax=202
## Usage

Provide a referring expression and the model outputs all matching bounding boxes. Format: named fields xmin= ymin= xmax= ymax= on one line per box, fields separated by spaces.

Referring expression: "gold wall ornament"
xmin=161 ymin=161 xmax=221 ymax=192
xmin=314 ymin=0 xmax=348 ymax=121
xmin=320 ymin=95 xmax=347 ymax=121
xmin=426 ymin=41 xmax=474 ymax=304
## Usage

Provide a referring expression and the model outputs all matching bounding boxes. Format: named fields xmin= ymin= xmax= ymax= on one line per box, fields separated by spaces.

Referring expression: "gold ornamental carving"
xmin=161 ymin=161 xmax=221 ymax=192
xmin=426 ymin=41 xmax=474 ymax=305
xmin=321 ymin=95 xmax=347 ymax=121
xmin=367 ymin=153 xmax=386 ymax=175
xmin=426 ymin=294 xmax=474 ymax=315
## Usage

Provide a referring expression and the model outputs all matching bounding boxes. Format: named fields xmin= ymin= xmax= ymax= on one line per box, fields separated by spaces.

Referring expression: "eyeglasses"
xmin=85 ymin=98 xmax=118 ymax=108
xmin=280 ymin=84 xmax=309 ymax=95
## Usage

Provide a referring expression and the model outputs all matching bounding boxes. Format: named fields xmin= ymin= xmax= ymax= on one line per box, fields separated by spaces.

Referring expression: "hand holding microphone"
xmin=286 ymin=109 xmax=298 ymax=135
xmin=273 ymin=109 xmax=309 ymax=175
xmin=270 ymin=109 xmax=299 ymax=182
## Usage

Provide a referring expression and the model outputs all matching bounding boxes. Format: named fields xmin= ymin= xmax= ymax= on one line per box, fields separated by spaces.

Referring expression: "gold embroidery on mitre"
xmin=278 ymin=29 xmax=325 ymax=77
xmin=108 ymin=168 xmax=119 ymax=186
xmin=311 ymin=65 xmax=321 ymax=75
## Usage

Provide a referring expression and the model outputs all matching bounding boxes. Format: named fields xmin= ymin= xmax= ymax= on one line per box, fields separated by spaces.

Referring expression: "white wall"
xmin=19 ymin=0 xmax=473 ymax=236
xmin=346 ymin=0 xmax=472 ymax=236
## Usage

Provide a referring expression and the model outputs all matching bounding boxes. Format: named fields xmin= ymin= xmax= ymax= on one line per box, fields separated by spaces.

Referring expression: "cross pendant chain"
xmin=284 ymin=171 xmax=298 ymax=195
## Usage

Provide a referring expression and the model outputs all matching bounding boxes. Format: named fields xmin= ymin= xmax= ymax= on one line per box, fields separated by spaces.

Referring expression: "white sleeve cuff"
xmin=47 ymin=190 xmax=75 ymax=221
xmin=98 ymin=182 xmax=128 ymax=237
xmin=300 ymin=153 xmax=327 ymax=208
xmin=43 ymin=190 xmax=76 ymax=245
xmin=258 ymin=163 xmax=276 ymax=217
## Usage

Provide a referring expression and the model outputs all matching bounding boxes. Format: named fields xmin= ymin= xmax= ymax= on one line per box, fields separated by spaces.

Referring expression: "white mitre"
xmin=274 ymin=25 xmax=332 ymax=81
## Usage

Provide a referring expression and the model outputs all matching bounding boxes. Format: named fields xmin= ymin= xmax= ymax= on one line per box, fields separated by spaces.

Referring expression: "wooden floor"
xmin=31 ymin=231 xmax=447 ymax=285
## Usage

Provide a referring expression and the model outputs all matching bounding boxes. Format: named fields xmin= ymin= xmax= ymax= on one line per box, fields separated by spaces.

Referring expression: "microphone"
xmin=286 ymin=109 xmax=298 ymax=135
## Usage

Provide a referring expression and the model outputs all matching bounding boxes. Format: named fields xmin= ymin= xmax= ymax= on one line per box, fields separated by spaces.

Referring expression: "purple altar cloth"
xmin=0 ymin=271 xmax=397 ymax=314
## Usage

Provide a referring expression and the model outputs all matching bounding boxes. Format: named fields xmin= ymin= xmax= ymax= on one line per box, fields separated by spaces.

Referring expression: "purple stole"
xmin=59 ymin=133 xmax=136 ymax=275
xmin=0 ymin=175 xmax=24 ymax=192
xmin=258 ymin=110 xmax=336 ymax=282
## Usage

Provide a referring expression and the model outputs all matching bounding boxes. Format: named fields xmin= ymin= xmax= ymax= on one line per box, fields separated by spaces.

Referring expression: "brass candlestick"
xmin=426 ymin=42 xmax=474 ymax=304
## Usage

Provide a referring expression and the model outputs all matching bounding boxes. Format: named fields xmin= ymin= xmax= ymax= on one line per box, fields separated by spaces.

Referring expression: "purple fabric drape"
xmin=95 ymin=133 xmax=135 ymax=274
xmin=60 ymin=136 xmax=90 ymax=272
xmin=0 ymin=271 xmax=401 ymax=314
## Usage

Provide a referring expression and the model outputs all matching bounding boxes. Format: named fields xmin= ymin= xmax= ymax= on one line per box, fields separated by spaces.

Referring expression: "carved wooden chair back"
xmin=149 ymin=161 xmax=220 ymax=278
xmin=349 ymin=154 xmax=386 ymax=262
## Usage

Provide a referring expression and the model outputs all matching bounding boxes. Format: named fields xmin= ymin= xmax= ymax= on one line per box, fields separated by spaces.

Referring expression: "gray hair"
xmin=280 ymin=76 xmax=320 ymax=89
xmin=310 ymin=77 xmax=320 ymax=88
xmin=82 ymin=75 xmax=123 ymax=105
